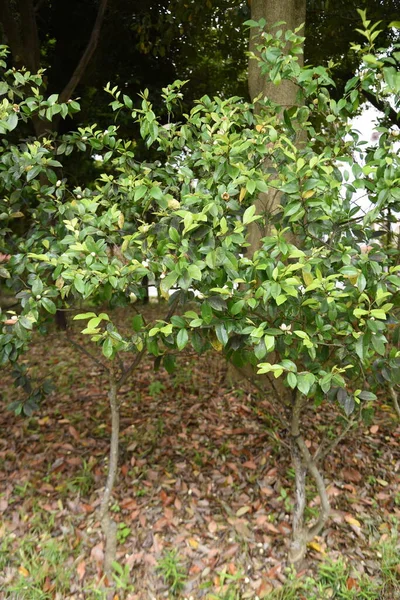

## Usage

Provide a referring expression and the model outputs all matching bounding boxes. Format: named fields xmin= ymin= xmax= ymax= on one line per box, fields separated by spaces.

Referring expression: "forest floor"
xmin=0 ymin=305 xmax=399 ymax=600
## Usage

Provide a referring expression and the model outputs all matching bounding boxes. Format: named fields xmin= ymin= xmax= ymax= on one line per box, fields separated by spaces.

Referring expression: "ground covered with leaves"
xmin=0 ymin=307 xmax=400 ymax=599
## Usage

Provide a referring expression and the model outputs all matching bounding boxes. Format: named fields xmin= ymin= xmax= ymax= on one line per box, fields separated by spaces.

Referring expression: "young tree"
xmin=1 ymin=12 xmax=399 ymax=573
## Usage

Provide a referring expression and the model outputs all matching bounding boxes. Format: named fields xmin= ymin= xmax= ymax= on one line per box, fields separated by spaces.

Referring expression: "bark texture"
xmin=289 ymin=392 xmax=330 ymax=564
xmin=247 ymin=0 xmax=306 ymax=250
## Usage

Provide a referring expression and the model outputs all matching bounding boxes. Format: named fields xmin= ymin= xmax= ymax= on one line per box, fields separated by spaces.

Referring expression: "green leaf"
xmin=41 ymin=298 xmax=57 ymax=314
xmin=169 ymin=227 xmax=180 ymax=243
xmin=74 ymin=276 xmax=85 ymax=294
xmin=370 ymin=309 xmax=386 ymax=320
xmin=231 ymin=300 xmax=245 ymax=315
xmin=216 ymin=323 xmax=228 ymax=346
xmin=264 ymin=334 xmax=275 ymax=352
xmin=26 ymin=165 xmax=42 ymax=182
xmin=176 ymin=328 xmax=189 ymax=350
xmin=188 ymin=264 xmax=202 ymax=281
xmin=134 ymin=185 xmax=147 ymax=201
xmin=243 ymin=205 xmax=256 ymax=225
xmin=287 ymin=372 xmax=297 ymax=389
xmin=201 ymin=302 xmax=213 ymax=324
xmin=160 ymin=272 xmax=178 ymax=295
xmin=73 ymin=312 xmax=97 ymax=320
xmin=132 ymin=314 xmax=144 ymax=332
xmin=358 ymin=390 xmax=377 ymax=401
xmin=296 ymin=373 xmax=316 ymax=396
xmin=102 ymin=338 xmax=114 ymax=359
xmin=276 ymin=294 xmax=287 ymax=305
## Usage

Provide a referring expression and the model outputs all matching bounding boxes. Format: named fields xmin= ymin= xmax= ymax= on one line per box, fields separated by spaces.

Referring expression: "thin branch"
xmin=116 ymin=347 xmax=146 ymax=390
xmin=59 ymin=0 xmax=109 ymax=104
xmin=66 ymin=334 xmax=110 ymax=374
xmin=313 ymin=416 xmax=356 ymax=464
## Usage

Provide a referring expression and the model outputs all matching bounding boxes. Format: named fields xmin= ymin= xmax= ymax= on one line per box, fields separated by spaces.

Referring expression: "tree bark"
xmin=289 ymin=391 xmax=330 ymax=564
xmin=247 ymin=0 xmax=306 ymax=250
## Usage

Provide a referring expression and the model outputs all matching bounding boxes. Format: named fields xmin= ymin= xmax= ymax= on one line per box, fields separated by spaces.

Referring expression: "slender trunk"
xmin=100 ymin=370 xmax=119 ymax=575
xmin=388 ymin=385 xmax=400 ymax=420
xmin=289 ymin=391 xmax=330 ymax=564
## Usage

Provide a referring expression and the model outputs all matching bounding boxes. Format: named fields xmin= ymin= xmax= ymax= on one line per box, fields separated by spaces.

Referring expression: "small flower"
xmin=279 ymin=323 xmax=292 ymax=333
xmin=221 ymin=192 xmax=230 ymax=201
xmin=56 ymin=180 xmax=62 ymax=187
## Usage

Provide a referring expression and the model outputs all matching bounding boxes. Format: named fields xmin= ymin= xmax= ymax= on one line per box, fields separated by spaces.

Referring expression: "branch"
xmin=291 ymin=392 xmax=330 ymax=545
xmin=313 ymin=416 xmax=356 ymax=464
xmin=66 ymin=334 xmax=110 ymax=374
xmin=59 ymin=0 xmax=109 ymax=104
xmin=362 ymin=88 xmax=400 ymax=129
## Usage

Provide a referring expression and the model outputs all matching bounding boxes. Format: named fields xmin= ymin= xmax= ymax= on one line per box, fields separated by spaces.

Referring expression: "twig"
xmin=313 ymin=416 xmax=356 ymax=464
xmin=66 ymin=334 xmax=110 ymax=373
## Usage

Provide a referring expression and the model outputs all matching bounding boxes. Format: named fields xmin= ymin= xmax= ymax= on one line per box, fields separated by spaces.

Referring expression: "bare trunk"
xmin=289 ymin=391 xmax=330 ymax=564
xmin=100 ymin=371 xmax=119 ymax=575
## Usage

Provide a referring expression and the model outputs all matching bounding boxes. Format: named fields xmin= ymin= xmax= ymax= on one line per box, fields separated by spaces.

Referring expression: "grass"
xmin=156 ymin=548 xmax=187 ymax=596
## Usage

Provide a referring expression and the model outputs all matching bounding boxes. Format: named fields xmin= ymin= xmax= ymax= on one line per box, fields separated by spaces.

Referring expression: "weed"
xmin=112 ymin=560 xmax=135 ymax=592
xmin=149 ymin=380 xmax=165 ymax=397
xmin=156 ymin=548 xmax=187 ymax=596
xmin=116 ymin=522 xmax=131 ymax=544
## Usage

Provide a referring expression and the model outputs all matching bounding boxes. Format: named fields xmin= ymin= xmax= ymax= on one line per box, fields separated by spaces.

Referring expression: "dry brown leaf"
xmin=243 ymin=460 xmax=257 ymax=470
xmin=77 ymin=560 xmax=86 ymax=581
xmin=342 ymin=468 xmax=362 ymax=483
xmin=208 ymin=520 xmax=217 ymax=533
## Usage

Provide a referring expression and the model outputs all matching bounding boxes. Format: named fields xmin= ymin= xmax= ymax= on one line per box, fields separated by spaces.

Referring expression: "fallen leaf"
xmin=344 ymin=515 xmax=361 ymax=528
xmin=308 ymin=540 xmax=325 ymax=553
xmin=236 ymin=505 xmax=251 ymax=517
xmin=342 ymin=468 xmax=362 ymax=483
xmin=243 ymin=460 xmax=257 ymax=470
xmin=77 ymin=560 xmax=86 ymax=581
xmin=208 ymin=520 xmax=217 ymax=534
xmin=18 ymin=566 xmax=29 ymax=577
xmin=347 ymin=577 xmax=358 ymax=590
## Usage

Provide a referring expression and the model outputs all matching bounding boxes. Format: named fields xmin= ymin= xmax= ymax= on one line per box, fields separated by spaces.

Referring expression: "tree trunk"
xmin=247 ymin=0 xmax=306 ymax=250
xmin=289 ymin=391 xmax=330 ymax=564
xmin=100 ymin=371 xmax=120 ymax=575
